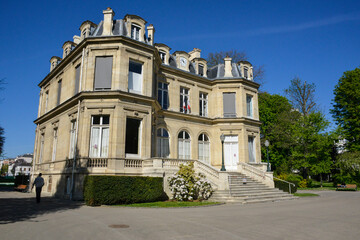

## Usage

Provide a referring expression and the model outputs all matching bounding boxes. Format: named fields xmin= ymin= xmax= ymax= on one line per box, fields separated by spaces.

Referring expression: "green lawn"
xmin=294 ymin=193 xmax=319 ymax=197
xmin=119 ymin=201 xmax=221 ymax=208
xmin=298 ymin=181 xmax=337 ymax=191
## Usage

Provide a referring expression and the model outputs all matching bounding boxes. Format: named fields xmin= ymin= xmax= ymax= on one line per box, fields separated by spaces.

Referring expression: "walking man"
xmin=32 ymin=173 xmax=44 ymax=203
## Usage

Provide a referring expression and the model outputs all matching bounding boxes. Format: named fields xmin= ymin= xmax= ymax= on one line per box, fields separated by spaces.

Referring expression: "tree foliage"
xmin=259 ymin=92 xmax=299 ymax=173
xmin=334 ymin=151 xmax=360 ymax=185
xmin=285 ymin=77 xmax=316 ymax=116
xmin=206 ymin=50 xmax=265 ymax=84
xmin=331 ymin=67 xmax=360 ymax=151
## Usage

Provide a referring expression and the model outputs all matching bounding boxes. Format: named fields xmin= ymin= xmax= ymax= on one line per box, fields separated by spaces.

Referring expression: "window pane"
xmin=101 ymin=128 xmax=109 ymax=157
xmin=75 ymin=65 xmax=81 ymax=94
xmin=223 ymin=93 xmax=236 ymax=117
xmin=89 ymin=127 xmax=100 ymax=157
xmin=92 ymin=116 xmax=100 ymax=125
xmin=94 ymin=56 xmax=113 ymax=90
xmin=129 ymin=61 xmax=142 ymax=74
xmin=102 ymin=116 xmax=110 ymax=125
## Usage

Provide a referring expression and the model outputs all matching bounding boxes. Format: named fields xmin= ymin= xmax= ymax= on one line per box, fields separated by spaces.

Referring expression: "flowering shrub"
xmin=168 ymin=162 xmax=213 ymax=201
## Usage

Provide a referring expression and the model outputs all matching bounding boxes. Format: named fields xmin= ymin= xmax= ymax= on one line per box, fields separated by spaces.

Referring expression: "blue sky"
xmin=0 ymin=0 xmax=359 ymax=158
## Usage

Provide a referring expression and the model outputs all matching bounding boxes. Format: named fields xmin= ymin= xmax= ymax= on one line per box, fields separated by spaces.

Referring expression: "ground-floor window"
xmin=178 ymin=130 xmax=190 ymax=159
xmin=89 ymin=115 xmax=109 ymax=158
xmin=198 ymin=133 xmax=210 ymax=164
xmin=248 ymin=136 xmax=256 ymax=163
xmin=157 ymin=128 xmax=170 ymax=157
xmin=125 ymin=118 xmax=141 ymax=156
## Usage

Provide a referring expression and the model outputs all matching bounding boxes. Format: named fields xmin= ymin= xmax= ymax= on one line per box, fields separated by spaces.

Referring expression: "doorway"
xmin=224 ymin=135 xmax=238 ymax=171
xmin=125 ymin=118 xmax=141 ymax=157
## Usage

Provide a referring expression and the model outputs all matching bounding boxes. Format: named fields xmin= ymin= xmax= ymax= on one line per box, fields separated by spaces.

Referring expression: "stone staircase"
xmin=210 ymin=172 xmax=298 ymax=204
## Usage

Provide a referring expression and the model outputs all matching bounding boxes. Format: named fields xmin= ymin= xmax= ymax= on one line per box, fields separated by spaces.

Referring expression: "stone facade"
xmin=33 ymin=8 xmax=268 ymax=200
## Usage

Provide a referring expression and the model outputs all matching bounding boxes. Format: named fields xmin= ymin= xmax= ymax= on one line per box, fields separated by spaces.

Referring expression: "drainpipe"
xmin=30 ymin=124 xmax=39 ymax=192
xmin=70 ymin=48 xmax=85 ymax=200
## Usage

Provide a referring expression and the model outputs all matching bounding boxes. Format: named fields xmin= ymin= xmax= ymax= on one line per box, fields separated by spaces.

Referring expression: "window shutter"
xmin=75 ymin=65 xmax=81 ymax=94
xmin=223 ymin=93 xmax=236 ymax=117
xmin=129 ymin=61 xmax=143 ymax=93
xmin=94 ymin=56 xmax=113 ymax=90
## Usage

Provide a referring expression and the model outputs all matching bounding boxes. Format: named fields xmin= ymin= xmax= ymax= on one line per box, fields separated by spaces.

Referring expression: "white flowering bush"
xmin=168 ymin=162 xmax=213 ymax=201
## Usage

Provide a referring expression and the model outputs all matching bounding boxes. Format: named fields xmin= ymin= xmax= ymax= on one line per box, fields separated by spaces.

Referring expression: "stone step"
xmin=230 ymin=191 xmax=289 ymax=198
xmin=230 ymin=189 xmax=284 ymax=195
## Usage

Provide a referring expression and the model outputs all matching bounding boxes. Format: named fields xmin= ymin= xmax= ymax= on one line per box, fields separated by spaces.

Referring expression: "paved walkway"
xmin=1 ymin=188 xmax=360 ymax=240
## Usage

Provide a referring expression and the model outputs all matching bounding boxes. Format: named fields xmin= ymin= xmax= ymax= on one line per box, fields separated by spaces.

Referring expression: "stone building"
xmin=33 ymin=8 xmax=277 ymax=200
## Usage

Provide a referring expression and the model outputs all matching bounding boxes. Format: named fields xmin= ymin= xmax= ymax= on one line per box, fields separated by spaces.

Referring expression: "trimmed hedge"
xmin=0 ymin=176 xmax=14 ymax=183
xmin=274 ymin=179 xmax=298 ymax=193
xmin=83 ymin=175 xmax=166 ymax=206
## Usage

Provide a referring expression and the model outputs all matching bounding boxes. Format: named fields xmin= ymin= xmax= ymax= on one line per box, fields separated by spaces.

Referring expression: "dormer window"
xmin=131 ymin=24 xmax=141 ymax=41
xmin=198 ymin=64 xmax=204 ymax=76
xmin=159 ymin=51 xmax=166 ymax=63
xmin=244 ymin=67 xmax=248 ymax=79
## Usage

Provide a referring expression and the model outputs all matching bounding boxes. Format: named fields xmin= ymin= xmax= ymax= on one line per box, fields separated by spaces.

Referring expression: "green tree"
xmin=206 ymin=50 xmax=265 ymax=84
xmin=0 ymin=164 xmax=8 ymax=175
xmin=285 ymin=77 xmax=316 ymax=116
xmin=334 ymin=151 xmax=360 ymax=185
xmin=290 ymin=112 xmax=333 ymax=180
xmin=331 ymin=67 xmax=360 ymax=151
xmin=259 ymin=92 xmax=300 ymax=173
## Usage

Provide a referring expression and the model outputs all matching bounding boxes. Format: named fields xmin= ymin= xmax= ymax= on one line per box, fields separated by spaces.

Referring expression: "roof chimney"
xmin=147 ymin=24 xmax=155 ymax=45
xmin=102 ymin=7 xmax=115 ymax=36
xmin=189 ymin=48 xmax=201 ymax=61
xmin=224 ymin=57 xmax=233 ymax=77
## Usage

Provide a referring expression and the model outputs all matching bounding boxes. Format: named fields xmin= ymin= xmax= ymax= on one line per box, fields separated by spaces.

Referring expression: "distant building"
xmin=6 ymin=154 xmax=33 ymax=176
xmin=33 ymin=8 xmax=273 ymax=200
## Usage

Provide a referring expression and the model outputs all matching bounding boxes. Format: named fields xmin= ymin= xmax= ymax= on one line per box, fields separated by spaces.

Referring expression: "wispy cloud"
xmin=164 ymin=12 xmax=360 ymax=42
xmin=244 ymin=12 xmax=360 ymax=36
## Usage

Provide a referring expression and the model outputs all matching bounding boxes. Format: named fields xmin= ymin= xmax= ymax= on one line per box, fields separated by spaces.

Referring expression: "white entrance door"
xmin=224 ymin=135 xmax=238 ymax=171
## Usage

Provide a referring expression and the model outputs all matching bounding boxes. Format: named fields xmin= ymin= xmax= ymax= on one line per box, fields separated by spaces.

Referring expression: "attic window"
xmin=244 ymin=67 xmax=248 ymax=79
xmin=131 ymin=24 xmax=141 ymax=41
xmin=198 ymin=64 xmax=204 ymax=76
xmin=159 ymin=51 xmax=166 ymax=63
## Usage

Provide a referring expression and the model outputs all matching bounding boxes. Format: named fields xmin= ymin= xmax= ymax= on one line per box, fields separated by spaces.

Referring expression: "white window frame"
xmin=69 ymin=120 xmax=77 ymax=159
xmin=158 ymin=82 xmax=169 ymax=109
xmin=180 ymin=87 xmax=190 ymax=114
xmin=178 ymin=131 xmax=191 ymax=159
xmin=131 ymin=24 xmax=141 ymax=41
xmin=198 ymin=63 xmax=204 ymax=76
xmin=246 ymin=95 xmax=253 ymax=117
xmin=89 ymin=116 xmax=110 ymax=158
xmin=244 ymin=67 xmax=249 ymax=79
xmin=159 ymin=51 xmax=166 ymax=63
xmin=156 ymin=128 xmax=170 ymax=158
xmin=198 ymin=133 xmax=210 ymax=164
xmin=51 ymin=128 xmax=58 ymax=162
xmin=248 ymin=136 xmax=256 ymax=163
xmin=128 ymin=61 xmax=143 ymax=94
xmin=199 ymin=92 xmax=208 ymax=117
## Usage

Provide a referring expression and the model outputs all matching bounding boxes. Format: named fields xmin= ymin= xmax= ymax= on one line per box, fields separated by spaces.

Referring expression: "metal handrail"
xmin=273 ymin=177 xmax=296 ymax=194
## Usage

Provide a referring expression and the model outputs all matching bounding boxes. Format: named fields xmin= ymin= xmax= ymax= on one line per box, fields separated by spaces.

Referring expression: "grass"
xmin=118 ymin=201 xmax=221 ymax=208
xmin=294 ymin=193 xmax=319 ymax=197
xmin=298 ymin=181 xmax=337 ymax=191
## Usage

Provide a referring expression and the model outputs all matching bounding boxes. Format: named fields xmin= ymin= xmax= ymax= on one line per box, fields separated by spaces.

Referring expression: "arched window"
xmin=157 ymin=128 xmax=169 ymax=157
xmin=178 ymin=131 xmax=190 ymax=159
xmin=198 ymin=133 xmax=210 ymax=164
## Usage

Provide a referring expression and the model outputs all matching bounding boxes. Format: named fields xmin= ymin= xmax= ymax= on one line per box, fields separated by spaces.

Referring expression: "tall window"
xmin=51 ymin=128 xmax=58 ymax=162
xmin=248 ymin=136 xmax=256 ymax=163
xmin=223 ymin=92 xmax=236 ymax=118
xmin=198 ymin=133 xmax=210 ymax=164
xmin=198 ymin=64 xmax=204 ymax=76
xmin=69 ymin=120 xmax=77 ymax=159
xmin=131 ymin=24 xmax=141 ymax=40
xmin=74 ymin=64 xmax=81 ymax=94
xmin=178 ymin=131 xmax=190 ymax=159
xmin=157 ymin=128 xmax=170 ymax=157
xmin=44 ymin=91 xmax=49 ymax=113
xmin=94 ymin=56 xmax=113 ymax=90
xmin=158 ymin=82 xmax=169 ymax=109
xmin=159 ymin=51 xmax=166 ymax=63
xmin=128 ymin=61 xmax=143 ymax=94
xmin=39 ymin=133 xmax=44 ymax=163
xmin=180 ymin=87 xmax=190 ymax=114
xmin=89 ymin=116 xmax=110 ymax=158
xmin=244 ymin=67 xmax=248 ymax=79
xmin=57 ymin=80 xmax=62 ymax=106
xmin=246 ymin=95 xmax=253 ymax=117
xmin=199 ymin=92 xmax=208 ymax=117
xmin=125 ymin=118 xmax=141 ymax=155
